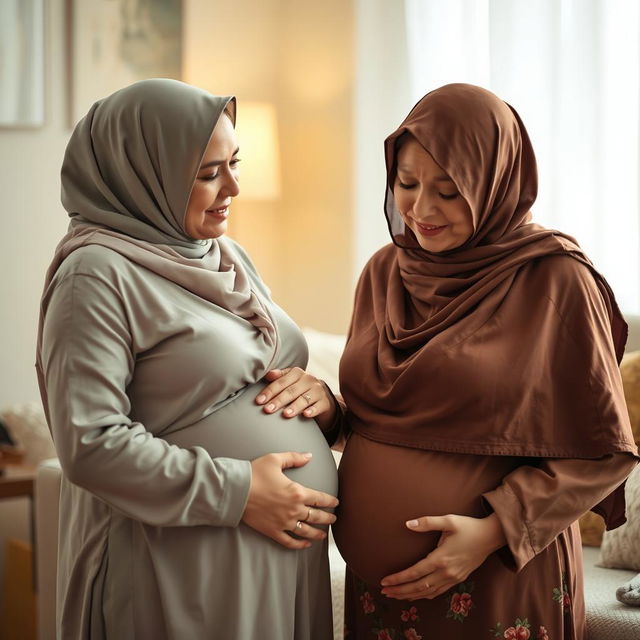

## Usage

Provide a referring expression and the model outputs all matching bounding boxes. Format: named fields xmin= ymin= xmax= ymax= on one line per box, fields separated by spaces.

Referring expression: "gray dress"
xmin=40 ymin=240 xmax=338 ymax=639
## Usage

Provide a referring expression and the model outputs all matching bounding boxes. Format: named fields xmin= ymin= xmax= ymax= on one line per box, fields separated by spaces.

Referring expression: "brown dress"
xmin=334 ymin=434 xmax=635 ymax=640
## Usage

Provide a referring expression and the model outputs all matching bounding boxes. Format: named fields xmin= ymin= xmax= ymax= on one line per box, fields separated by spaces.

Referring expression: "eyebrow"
xmin=396 ymin=166 xmax=454 ymax=182
xmin=199 ymin=147 xmax=240 ymax=170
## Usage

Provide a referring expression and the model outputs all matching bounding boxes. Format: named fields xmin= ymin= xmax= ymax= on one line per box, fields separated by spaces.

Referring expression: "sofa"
xmin=17 ymin=323 xmax=640 ymax=639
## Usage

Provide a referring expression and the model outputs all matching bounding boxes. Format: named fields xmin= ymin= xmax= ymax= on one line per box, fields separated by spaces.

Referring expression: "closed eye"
xmin=199 ymin=158 xmax=242 ymax=181
xmin=439 ymin=192 xmax=459 ymax=200
xmin=397 ymin=181 xmax=417 ymax=190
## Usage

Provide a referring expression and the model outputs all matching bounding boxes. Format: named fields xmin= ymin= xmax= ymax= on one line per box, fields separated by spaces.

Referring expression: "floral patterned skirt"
xmin=343 ymin=523 xmax=585 ymax=640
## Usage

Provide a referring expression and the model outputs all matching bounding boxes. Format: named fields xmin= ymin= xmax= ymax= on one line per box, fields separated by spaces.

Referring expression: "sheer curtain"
xmin=354 ymin=0 xmax=640 ymax=312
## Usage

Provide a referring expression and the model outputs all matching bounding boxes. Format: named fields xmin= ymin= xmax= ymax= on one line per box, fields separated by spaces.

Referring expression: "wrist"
xmin=483 ymin=513 xmax=507 ymax=554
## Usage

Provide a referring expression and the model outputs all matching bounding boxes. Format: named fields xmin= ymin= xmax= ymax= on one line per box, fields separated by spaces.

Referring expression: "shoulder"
xmin=55 ymin=244 xmax=136 ymax=281
xmin=524 ymin=253 xmax=601 ymax=301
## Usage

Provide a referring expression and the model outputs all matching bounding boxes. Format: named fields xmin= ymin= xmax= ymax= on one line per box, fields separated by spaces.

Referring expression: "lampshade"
xmin=235 ymin=101 xmax=281 ymax=200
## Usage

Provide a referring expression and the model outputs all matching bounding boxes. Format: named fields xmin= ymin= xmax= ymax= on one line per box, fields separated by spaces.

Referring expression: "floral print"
xmin=537 ymin=626 xmax=550 ymax=640
xmin=361 ymin=591 xmax=376 ymax=615
xmin=400 ymin=606 xmax=419 ymax=623
xmin=552 ymin=575 xmax=571 ymax=613
xmin=403 ymin=629 xmax=422 ymax=640
xmin=375 ymin=631 xmax=393 ymax=640
xmin=491 ymin=618 xmax=531 ymax=639
xmin=446 ymin=581 xmax=475 ymax=622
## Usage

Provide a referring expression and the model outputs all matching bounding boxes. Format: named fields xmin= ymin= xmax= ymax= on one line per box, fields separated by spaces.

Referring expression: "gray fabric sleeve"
xmin=482 ymin=453 xmax=637 ymax=572
xmin=40 ymin=272 xmax=252 ymax=528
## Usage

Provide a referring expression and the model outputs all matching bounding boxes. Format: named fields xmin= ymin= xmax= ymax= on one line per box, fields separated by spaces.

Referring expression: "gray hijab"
xmin=37 ymin=79 xmax=278 ymax=405
xmin=62 ymin=77 xmax=233 ymax=257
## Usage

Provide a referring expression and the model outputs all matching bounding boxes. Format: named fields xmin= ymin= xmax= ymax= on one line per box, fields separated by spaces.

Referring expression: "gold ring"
xmin=307 ymin=507 xmax=313 ymax=521
xmin=303 ymin=393 xmax=312 ymax=404
xmin=295 ymin=520 xmax=303 ymax=530
xmin=424 ymin=581 xmax=430 ymax=591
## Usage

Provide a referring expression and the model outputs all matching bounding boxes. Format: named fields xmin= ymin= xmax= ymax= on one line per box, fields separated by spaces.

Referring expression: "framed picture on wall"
xmin=0 ymin=0 xmax=45 ymax=128
xmin=66 ymin=0 xmax=183 ymax=127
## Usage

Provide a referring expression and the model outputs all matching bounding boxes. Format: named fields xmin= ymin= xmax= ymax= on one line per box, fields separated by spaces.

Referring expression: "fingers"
xmin=288 ymin=519 xmax=327 ymax=541
xmin=255 ymin=368 xmax=330 ymax=418
xmin=304 ymin=505 xmax=337 ymax=527
xmin=275 ymin=451 xmax=313 ymax=469
xmin=406 ymin=514 xmax=455 ymax=533
xmin=271 ymin=529 xmax=313 ymax=550
xmin=381 ymin=556 xmax=435 ymax=588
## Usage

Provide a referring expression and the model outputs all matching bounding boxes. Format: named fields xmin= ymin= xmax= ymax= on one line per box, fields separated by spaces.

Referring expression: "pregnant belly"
xmin=332 ymin=432 xmax=520 ymax=586
xmin=162 ymin=381 xmax=338 ymax=498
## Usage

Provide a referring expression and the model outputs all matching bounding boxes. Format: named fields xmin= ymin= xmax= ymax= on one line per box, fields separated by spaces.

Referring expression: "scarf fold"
xmin=340 ymin=84 xmax=637 ymax=529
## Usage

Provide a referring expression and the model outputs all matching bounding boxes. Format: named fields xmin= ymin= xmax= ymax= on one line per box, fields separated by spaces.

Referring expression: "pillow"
xmin=302 ymin=327 xmax=346 ymax=393
xmin=578 ymin=349 xmax=640 ymax=546
xmin=620 ymin=350 xmax=640 ymax=447
xmin=0 ymin=402 xmax=56 ymax=466
xmin=599 ymin=463 xmax=640 ymax=570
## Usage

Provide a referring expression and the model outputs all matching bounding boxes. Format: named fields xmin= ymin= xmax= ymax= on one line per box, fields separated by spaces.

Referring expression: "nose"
xmin=415 ymin=187 xmax=439 ymax=216
xmin=222 ymin=167 xmax=240 ymax=198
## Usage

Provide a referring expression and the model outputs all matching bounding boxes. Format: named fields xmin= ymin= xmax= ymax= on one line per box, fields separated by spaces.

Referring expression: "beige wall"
xmin=184 ymin=0 xmax=355 ymax=334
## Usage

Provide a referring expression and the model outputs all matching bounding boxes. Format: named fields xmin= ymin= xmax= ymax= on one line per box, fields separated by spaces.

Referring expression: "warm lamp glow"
xmin=235 ymin=101 xmax=281 ymax=200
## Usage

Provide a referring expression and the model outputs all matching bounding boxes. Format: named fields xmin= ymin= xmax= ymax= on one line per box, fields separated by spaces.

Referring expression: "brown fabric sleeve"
xmin=318 ymin=383 xmax=349 ymax=448
xmin=482 ymin=452 xmax=638 ymax=572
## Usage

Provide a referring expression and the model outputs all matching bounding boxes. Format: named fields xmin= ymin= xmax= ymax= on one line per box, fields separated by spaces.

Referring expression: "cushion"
xmin=302 ymin=327 xmax=346 ymax=393
xmin=0 ymin=403 xmax=55 ymax=466
xmin=620 ymin=350 xmax=640 ymax=446
xmin=599 ymin=463 xmax=640 ymax=571
xmin=579 ymin=350 xmax=640 ymax=546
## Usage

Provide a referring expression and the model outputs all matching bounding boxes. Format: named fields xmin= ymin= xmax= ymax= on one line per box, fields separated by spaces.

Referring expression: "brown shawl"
xmin=340 ymin=83 xmax=638 ymax=527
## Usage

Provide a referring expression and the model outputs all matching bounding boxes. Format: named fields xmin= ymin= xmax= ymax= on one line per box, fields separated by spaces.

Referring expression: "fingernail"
xmin=380 ymin=580 xmax=389 ymax=587
xmin=266 ymin=403 xmax=275 ymax=412
xmin=256 ymin=394 xmax=266 ymax=404
xmin=303 ymin=452 xmax=313 ymax=459
xmin=285 ymin=408 xmax=293 ymax=415
xmin=406 ymin=519 xmax=419 ymax=528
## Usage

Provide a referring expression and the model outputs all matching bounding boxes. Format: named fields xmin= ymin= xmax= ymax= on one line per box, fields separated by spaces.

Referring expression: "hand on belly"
xmin=332 ymin=433 xmax=517 ymax=586
xmin=379 ymin=512 xmax=507 ymax=601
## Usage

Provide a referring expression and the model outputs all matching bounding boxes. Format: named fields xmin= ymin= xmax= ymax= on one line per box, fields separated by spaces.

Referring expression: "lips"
xmin=206 ymin=206 xmax=229 ymax=218
xmin=414 ymin=220 xmax=448 ymax=237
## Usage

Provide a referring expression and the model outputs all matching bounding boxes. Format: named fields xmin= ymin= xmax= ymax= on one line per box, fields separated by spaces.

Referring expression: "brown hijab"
xmin=340 ymin=84 xmax=637 ymax=527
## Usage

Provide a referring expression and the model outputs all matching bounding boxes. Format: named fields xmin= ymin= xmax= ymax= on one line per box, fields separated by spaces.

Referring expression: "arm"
xmin=482 ymin=452 xmax=638 ymax=571
xmin=41 ymin=272 xmax=339 ymax=543
xmin=41 ymin=272 xmax=252 ymax=528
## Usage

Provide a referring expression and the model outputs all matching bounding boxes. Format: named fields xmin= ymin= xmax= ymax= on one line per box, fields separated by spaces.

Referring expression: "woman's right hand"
xmin=241 ymin=451 xmax=339 ymax=549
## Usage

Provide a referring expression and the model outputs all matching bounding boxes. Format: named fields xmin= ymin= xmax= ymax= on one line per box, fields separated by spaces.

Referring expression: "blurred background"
xmin=1 ymin=0 xmax=639 ymax=417
xmin=1 ymin=1 xmax=640 ymax=634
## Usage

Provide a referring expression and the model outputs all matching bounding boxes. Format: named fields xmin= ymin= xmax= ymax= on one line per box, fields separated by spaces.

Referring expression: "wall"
xmin=0 ymin=0 xmax=70 ymax=410
xmin=184 ymin=0 xmax=355 ymax=334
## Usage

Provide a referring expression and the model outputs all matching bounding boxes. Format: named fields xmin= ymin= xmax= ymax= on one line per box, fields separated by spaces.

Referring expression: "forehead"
xmin=396 ymin=138 xmax=449 ymax=177
xmin=201 ymin=115 xmax=237 ymax=160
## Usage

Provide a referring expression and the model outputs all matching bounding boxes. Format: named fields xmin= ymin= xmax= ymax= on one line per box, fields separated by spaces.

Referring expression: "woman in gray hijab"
xmin=36 ymin=78 xmax=340 ymax=639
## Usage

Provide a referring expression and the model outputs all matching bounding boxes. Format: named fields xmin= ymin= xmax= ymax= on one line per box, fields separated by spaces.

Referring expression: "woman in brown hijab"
xmin=331 ymin=83 xmax=639 ymax=640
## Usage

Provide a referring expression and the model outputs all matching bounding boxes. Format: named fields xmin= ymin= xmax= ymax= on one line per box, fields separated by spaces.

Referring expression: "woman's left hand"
xmin=256 ymin=367 xmax=337 ymax=429
xmin=380 ymin=513 xmax=507 ymax=601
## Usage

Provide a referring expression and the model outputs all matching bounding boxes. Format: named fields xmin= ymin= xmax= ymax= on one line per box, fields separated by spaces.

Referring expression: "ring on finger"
xmin=295 ymin=520 xmax=303 ymax=530
xmin=424 ymin=581 xmax=430 ymax=591
xmin=306 ymin=507 xmax=313 ymax=521
xmin=302 ymin=393 xmax=312 ymax=404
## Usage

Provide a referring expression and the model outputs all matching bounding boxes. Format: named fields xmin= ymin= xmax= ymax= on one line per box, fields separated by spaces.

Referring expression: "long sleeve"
xmin=40 ymin=271 xmax=252 ymax=528
xmin=482 ymin=453 xmax=637 ymax=571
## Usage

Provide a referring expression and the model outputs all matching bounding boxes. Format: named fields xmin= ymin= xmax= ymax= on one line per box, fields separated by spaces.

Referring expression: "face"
xmin=184 ymin=113 xmax=240 ymax=240
xmin=393 ymin=137 xmax=474 ymax=252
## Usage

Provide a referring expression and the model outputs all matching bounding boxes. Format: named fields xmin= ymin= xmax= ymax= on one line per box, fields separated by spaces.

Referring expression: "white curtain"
xmin=354 ymin=0 xmax=640 ymax=312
